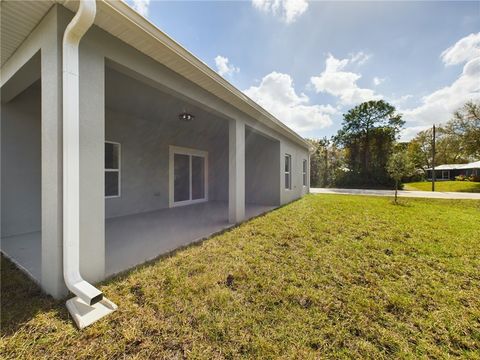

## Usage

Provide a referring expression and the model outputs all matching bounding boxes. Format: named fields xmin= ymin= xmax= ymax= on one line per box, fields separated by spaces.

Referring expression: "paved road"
xmin=311 ymin=188 xmax=480 ymax=200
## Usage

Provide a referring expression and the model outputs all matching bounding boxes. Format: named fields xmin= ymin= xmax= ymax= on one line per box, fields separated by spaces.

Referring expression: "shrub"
xmin=468 ymin=175 xmax=480 ymax=182
xmin=455 ymin=175 xmax=466 ymax=181
xmin=403 ymin=170 xmax=425 ymax=183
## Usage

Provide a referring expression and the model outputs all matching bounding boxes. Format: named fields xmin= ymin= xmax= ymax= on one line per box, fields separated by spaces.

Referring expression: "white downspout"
xmin=62 ymin=0 xmax=102 ymax=306
xmin=62 ymin=0 xmax=116 ymax=328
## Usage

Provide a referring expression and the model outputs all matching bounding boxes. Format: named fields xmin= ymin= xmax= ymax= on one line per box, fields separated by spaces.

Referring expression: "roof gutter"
xmin=62 ymin=0 xmax=116 ymax=329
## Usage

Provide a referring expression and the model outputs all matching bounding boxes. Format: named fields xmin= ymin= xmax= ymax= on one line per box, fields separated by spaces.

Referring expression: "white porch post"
xmin=78 ymin=43 xmax=105 ymax=283
xmin=228 ymin=119 xmax=245 ymax=223
xmin=41 ymin=8 xmax=67 ymax=298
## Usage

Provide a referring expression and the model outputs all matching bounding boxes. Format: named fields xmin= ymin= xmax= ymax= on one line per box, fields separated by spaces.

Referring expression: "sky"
xmin=125 ymin=0 xmax=480 ymax=140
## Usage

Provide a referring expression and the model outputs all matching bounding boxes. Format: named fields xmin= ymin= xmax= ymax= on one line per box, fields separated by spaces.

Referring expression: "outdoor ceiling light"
xmin=179 ymin=112 xmax=195 ymax=121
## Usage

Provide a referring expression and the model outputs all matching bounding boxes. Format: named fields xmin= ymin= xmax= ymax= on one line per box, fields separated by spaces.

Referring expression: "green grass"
xmin=1 ymin=195 xmax=480 ymax=359
xmin=404 ymin=181 xmax=480 ymax=193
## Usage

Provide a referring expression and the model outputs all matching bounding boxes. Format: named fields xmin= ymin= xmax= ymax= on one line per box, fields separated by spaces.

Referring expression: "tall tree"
xmin=307 ymin=138 xmax=345 ymax=187
xmin=407 ymin=131 xmax=432 ymax=174
xmin=445 ymin=101 xmax=480 ymax=160
xmin=407 ymin=123 xmax=471 ymax=174
xmin=387 ymin=146 xmax=414 ymax=203
xmin=307 ymin=138 xmax=328 ymax=187
xmin=335 ymin=100 xmax=404 ymax=186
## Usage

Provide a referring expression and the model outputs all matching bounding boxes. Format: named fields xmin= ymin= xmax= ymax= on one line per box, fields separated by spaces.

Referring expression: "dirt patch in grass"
xmin=1 ymin=195 xmax=480 ymax=359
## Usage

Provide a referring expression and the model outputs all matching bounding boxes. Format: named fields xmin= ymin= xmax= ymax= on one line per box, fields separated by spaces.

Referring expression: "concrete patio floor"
xmin=1 ymin=201 xmax=275 ymax=283
xmin=1 ymin=231 xmax=41 ymax=283
xmin=105 ymin=201 xmax=274 ymax=276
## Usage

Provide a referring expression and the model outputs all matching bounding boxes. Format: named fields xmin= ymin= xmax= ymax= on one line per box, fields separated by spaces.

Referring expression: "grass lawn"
xmin=1 ymin=195 xmax=480 ymax=359
xmin=404 ymin=181 xmax=480 ymax=193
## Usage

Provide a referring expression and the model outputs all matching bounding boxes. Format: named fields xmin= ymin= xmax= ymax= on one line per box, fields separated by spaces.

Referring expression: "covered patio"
xmin=102 ymin=64 xmax=280 ymax=276
xmin=1 ymin=61 xmax=281 ymax=287
xmin=1 ymin=202 xmax=274 ymax=282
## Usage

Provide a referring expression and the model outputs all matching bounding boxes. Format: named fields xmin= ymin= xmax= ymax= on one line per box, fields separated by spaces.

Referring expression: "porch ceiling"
xmin=105 ymin=67 xmax=227 ymax=136
xmin=0 ymin=0 xmax=55 ymax=67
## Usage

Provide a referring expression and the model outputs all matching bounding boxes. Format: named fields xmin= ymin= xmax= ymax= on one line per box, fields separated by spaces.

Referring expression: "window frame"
xmin=302 ymin=159 xmax=307 ymax=187
xmin=442 ymin=170 xmax=450 ymax=180
xmin=169 ymin=145 xmax=209 ymax=208
xmin=105 ymin=141 xmax=121 ymax=199
xmin=284 ymin=154 xmax=292 ymax=190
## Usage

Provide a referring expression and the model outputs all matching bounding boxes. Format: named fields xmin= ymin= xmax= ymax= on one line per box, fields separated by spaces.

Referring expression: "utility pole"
xmin=432 ymin=124 xmax=436 ymax=192
xmin=324 ymin=142 xmax=328 ymax=186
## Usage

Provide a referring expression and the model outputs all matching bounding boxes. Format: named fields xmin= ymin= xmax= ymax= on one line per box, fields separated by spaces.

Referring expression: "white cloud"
xmin=394 ymin=94 xmax=413 ymax=103
xmin=400 ymin=34 xmax=480 ymax=140
xmin=129 ymin=0 xmax=150 ymax=17
xmin=402 ymin=57 xmax=480 ymax=128
xmin=389 ymin=94 xmax=413 ymax=110
xmin=214 ymin=55 xmax=239 ymax=77
xmin=244 ymin=71 xmax=335 ymax=133
xmin=399 ymin=125 xmax=432 ymax=141
xmin=350 ymin=52 xmax=371 ymax=66
xmin=441 ymin=32 xmax=480 ymax=66
xmin=252 ymin=0 xmax=309 ymax=24
xmin=310 ymin=53 xmax=381 ymax=105
xmin=373 ymin=77 xmax=385 ymax=86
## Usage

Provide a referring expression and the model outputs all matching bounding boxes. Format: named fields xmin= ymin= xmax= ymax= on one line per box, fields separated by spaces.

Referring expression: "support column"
xmin=229 ymin=119 xmax=245 ymax=223
xmin=41 ymin=8 xmax=66 ymax=298
xmin=78 ymin=43 xmax=105 ymax=283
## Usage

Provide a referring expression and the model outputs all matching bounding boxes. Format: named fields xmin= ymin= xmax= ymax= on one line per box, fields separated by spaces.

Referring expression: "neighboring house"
xmin=1 ymin=0 xmax=310 ymax=308
xmin=426 ymin=161 xmax=480 ymax=180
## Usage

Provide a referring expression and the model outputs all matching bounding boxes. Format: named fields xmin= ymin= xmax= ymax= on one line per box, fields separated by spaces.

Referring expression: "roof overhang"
xmin=426 ymin=161 xmax=480 ymax=171
xmin=1 ymin=0 xmax=310 ymax=149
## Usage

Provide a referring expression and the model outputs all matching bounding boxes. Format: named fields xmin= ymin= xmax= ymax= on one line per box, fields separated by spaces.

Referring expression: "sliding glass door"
xmin=173 ymin=154 xmax=190 ymax=202
xmin=170 ymin=146 xmax=208 ymax=207
xmin=191 ymin=156 xmax=205 ymax=200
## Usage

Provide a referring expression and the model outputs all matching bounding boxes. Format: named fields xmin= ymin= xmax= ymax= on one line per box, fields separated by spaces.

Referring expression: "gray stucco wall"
xmin=1 ymin=82 xmax=41 ymax=237
xmin=245 ymin=128 xmax=280 ymax=206
xmin=280 ymin=139 xmax=310 ymax=204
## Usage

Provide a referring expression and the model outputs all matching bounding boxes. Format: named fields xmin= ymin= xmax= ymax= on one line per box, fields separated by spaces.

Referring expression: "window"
xmin=105 ymin=142 xmax=120 ymax=198
xmin=285 ymin=154 xmax=292 ymax=190
xmin=442 ymin=170 xmax=449 ymax=180
xmin=169 ymin=146 xmax=208 ymax=207
xmin=302 ymin=159 xmax=307 ymax=186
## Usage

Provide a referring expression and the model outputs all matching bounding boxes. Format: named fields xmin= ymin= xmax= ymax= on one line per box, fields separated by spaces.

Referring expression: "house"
xmin=1 ymin=0 xmax=310 ymax=327
xmin=426 ymin=161 xmax=480 ymax=180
